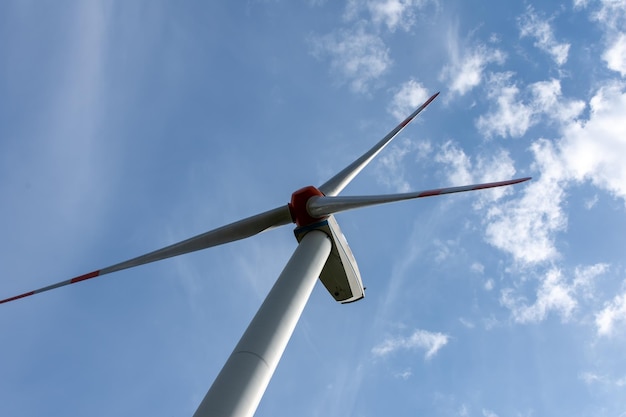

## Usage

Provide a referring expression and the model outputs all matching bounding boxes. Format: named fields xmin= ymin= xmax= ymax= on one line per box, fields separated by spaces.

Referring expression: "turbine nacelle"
xmin=294 ymin=216 xmax=364 ymax=303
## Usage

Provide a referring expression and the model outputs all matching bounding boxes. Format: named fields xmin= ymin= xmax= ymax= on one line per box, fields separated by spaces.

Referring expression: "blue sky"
xmin=1 ymin=1 xmax=626 ymax=416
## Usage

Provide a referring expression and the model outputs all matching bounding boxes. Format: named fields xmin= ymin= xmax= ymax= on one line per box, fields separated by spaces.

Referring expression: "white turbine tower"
xmin=1 ymin=92 xmax=530 ymax=417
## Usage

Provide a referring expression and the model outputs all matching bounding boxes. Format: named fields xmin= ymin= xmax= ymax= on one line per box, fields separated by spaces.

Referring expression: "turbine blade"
xmin=1 ymin=205 xmax=293 ymax=305
xmin=318 ymin=92 xmax=439 ymax=197
xmin=308 ymin=177 xmax=531 ymax=218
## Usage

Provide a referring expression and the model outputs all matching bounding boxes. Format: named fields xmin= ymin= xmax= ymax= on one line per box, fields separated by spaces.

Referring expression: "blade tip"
xmin=424 ymin=91 xmax=440 ymax=106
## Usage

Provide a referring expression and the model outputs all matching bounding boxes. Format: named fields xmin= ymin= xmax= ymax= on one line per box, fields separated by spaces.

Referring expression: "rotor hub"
xmin=289 ymin=186 xmax=326 ymax=227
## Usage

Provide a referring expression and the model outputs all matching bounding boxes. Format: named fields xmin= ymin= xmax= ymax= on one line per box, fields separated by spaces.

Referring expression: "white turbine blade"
xmin=318 ymin=92 xmax=439 ymax=197
xmin=308 ymin=177 xmax=531 ymax=218
xmin=1 ymin=205 xmax=293 ymax=305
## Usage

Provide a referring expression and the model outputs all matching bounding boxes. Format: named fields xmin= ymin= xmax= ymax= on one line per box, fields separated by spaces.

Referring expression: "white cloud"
xmin=529 ymin=79 xmax=586 ymax=123
xmin=434 ymin=141 xmax=517 ymax=208
xmin=473 ymin=74 xmax=625 ymax=268
xmin=414 ymin=140 xmax=433 ymax=160
xmin=482 ymin=409 xmax=499 ymax=417
xmin=372 ymin=328 xmax=449 ymax=359
xmin=580 ymin=371 xmax=607 ymax=385
xmin=498 ymin=263 xmax=608 ymax=324
xmin=471 ymin=262 xmax=485 ymax=274
xmin=345 ymin=0 xmax=436 ymax=32
xmin=433 ymin=238 xmax=459 ymax=263
xmin=310 ymin=25 xmax=391 ymax=93
xmin=459 ymin=317 xmax=475 ymax=328
xmin=476 ymin=72 xmax=534 ymax=138
xmin=374 ymin=80 xmax=434 ymax=190
xmin=435 ymin=141 xmax=473 ymax=184
xmin=479 ymin=80 xmax=626 ymax=266
xmin=573 ymin=0 xmax=590 ymax=8
xmin=584 ymin=194 xmax=599 ymax=209
xmin=500 ymin=268 xmax=577 ymax=323
xmin=440 ymin=32 xmax=506 ymax=96
xmin=603 ymin=32 xmax=626 ymax=76
xmin=583 ymin=0 xmax=626 ymax=75
xmin=394 ymin=368 xmax=413 ymax=379
xmin=483 ymin=315 xmax=500 ymax=330
xmin=473 ymin=150 xmax=518 ymax=208
xmin=518 ymin=6 xmax=570 ymax=65
xmin=484 ymin=278 xmax=494 ymax=291
xmin=477 ymin=76 xmax=584 ymax=139
xmin=590 ymin=0 xmax=626 ymax=30
xmin=580 ymin=371 xmax=626 ymax=387
xmin=485 ymin=140 xmax=566 ymax=264
xmin=560 ymin=82 xmax=626 ymax=203
xmin=596 ymin=291 xmax=626 ymax=336
xmin=388 ymin=79 xmax=430 ymax=120
xmin=573 ymin=263 xmax=609 ymax=300
xmin=368 ymin=0 xmax=420 ymax=31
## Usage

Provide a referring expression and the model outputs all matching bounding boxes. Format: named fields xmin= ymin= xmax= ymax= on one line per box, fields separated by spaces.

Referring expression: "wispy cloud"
xmin=484 ymin=140 xmax=566 ymax=265
xmin=373 ymin=80 xmax=433 ymax=191
xmin=476 ymin=72 xmax=534 ymax=138
xmin=579 ymin=371 xmax=607 ymax=385
xmin=588 ymin=0 xmax=626 ymax=31
xmin=596 ymin=290 xmax=626 ymax=336
xmin=388 ymin=79 xmax=430 ymax=120
xmin=482 ymin=409 xmax=499 ymax=417
xmin=500 ymin=268 xmax=577 ymax=323
xmin=580 ymin=0 xmax=626 ymax=75
xmin=500 ymin=263 xmax=609 ymax=324
xmin=372 ymin=328 xmax=449 ymax=359
xmin=310 ymin=0 xmax=438 ymax=94
xmin=471 ymin=262 xmax=485 ymax=274
xmin=530 ymin=79 xmax=586 ymax=123
xmin=573 ymin=263 xmax=609 ymax=300
xmin=459 ymin=317 xmax=475 ymax=329
xmin=434 ymin=140 xmax=517 ymax=208
xmin=579 ymin=371 xmax=626 ymax=387
xmin=310 ymin=25 xmax=392 ymax=93
xmin=440 ymin=31 xmax=506 ymax=96
xmin=518 ymin=6 xmax=570 ymax=66
xmin=345 ymin=0 xmax=437 ymax=32
xmin=394 ymin=368 xmax=413 ymax=379
xmin=435 ymin=141 xmax=473 ymax=184
xmin=476 ymin=75 xmax=585 ymax=139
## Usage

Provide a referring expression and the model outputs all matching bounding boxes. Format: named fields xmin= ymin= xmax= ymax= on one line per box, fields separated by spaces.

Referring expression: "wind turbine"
xmin=1 ymin=92 xmax=530 ymax=417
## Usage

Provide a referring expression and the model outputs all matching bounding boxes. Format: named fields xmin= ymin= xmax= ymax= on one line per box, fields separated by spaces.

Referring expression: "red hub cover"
xmin=289 ymin=186 xmax=326 ymax=227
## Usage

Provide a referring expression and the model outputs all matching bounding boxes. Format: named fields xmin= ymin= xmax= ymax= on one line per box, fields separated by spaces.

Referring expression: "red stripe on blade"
xmin=0 ymin=291 xmax=36 ymax=304
xmin=418 ymin=189 xmax=443 ymax=197
xmin=70 ymin=270 xmax=100 ymax=284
